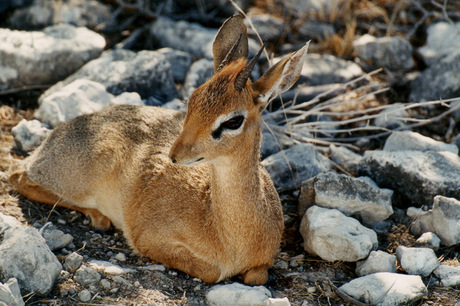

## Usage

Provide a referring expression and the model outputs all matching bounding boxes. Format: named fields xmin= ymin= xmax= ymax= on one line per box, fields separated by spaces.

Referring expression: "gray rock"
xmin=396 ymin=246 xmax=439 ymax=277
xmin=0 ymin=278 xmax=24 ymax=306
xmin=88 ymin=260 xmax=135 ymax=275
xmin=384 ymin=131 xmax=458 ymax=154
xmin=0 ymin=0 xmax=32 ymax=12
xmin=415 ymin=232 xmax=441 ymax=250
xmin=162 ymin=99 xmax=187 ymax=112
xmin=298 ymin=171 xmax=393 ymax=225
xmin=355 ymin=250 xmax=397 ymax=276
xmin=64 ymin=252 xmax=83 ymax=273
xmin=0 ymin=213 xmax=62 ymax=295
xmin=299 ymin=54 xmax=364 ymax=86
xmin=9 ymin=0 xmax=112 ymax=30
xmin=157 ymin=48 xmax=192 ymax=83
xmin=206 ymin=283 xmax=271 ymax=306
xmin=74 ymin=265 xmax=101 ymax=286
xmin=373 ymin=103 xmax=410 ymax=130
xmin=433 ymin=265 xmax=460 ymax=287
xmin=353 ymin=34 xmax=414 ymax=72
xmin=296 ymin=22 xmax=335 ymax=41
xmin=417 ymin=22 xmax=460 ymax=66
xmin=300 ymin=206 xmax=378 ymax=262
xmin=454 ymin=133 xmax=460 ymax=151
xmin=149 ymin=16 xmax=217 ymax=59
xmin=411 ymin=196 xmax=460 ymax=246
xmin=339 ymin=272 xmax=427 ymax=305
xmin=245 ymin=14 xmax=284 ymax=41
xmin=407 ymin=206 xmax=424 ymax=219
xmin=260 ymin=127 xmax=295 ymax=159
xmin=0 ymin=24 xmax=105 ymax=91
xmin=328 ymin=144 xmax=362 ymax=173
xmin=358 ymin=150 xmax=460 ymax=207
xmin=100 ymin=279 xmax=111 ymax=290
xmin=181 ymin=59 xmax=214 ymax=99
xmin=286 ymin=0 xmax=342 ymax=15
xmin=262 ymin=143 xmax=332 ymax=191
xmin=78 ymin=289 xmax=91 ymax=302
xmin=11 ymin=119 xmax=51 ymax=152
xmin=39 ymin=49 xmax=178 ymax=102
xmin=39 ymin=222 xmax=73 ymax=251
xmin=410 ymin=50 xmax=460 ymax=102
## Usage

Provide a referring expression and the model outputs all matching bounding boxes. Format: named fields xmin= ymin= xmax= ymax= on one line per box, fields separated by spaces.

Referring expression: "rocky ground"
xmin=1 ymin=0 xmax=460 ymax=305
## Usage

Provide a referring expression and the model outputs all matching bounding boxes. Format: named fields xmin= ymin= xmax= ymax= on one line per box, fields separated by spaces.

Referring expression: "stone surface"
xmin=353 ymin=34 xmax=414 ymax=72
xmin=74 ymin=265 xmax=101 ymax=286
xmin=39 ymin=49 xmax=178 ymax=102
xmin=355 ymin=250 xmax=397 ymax=276
xmin=11 ymin=119 xmax=51 ymax=152
xmin=0 ymin=213 xmax=62 ymax=295
xmin=181 ymin=58 xmax=214 ymax=99
xmin=396 ymin=246 xmax=439 ymax=277
xmin=300 ymin=206 xmax=378 ymax=261
xmin=358 ymin=150 xmax=460 ymax=207
xmin=433 ymin=265 xmax=460 ymax=287
xmin=384 ymin=131 xmax=458 ymax=154
xmin=64 ymin=252 xmax=83 ymax=273
xmin=411 ymin=196 xmax=460 ymax=246
xmin=415 ymin=232 xmax=441 ymax=250
xmin=206 ymin=283 xmax=271 ymax=306
xmin=296 ymin=21 xmax=335 ymax=41
xmin=299 ymin=54 xmax=364 ymax=86
xmin=263 ymin=297 xmax=290 ymax=306
xmin=245 ymin=14 xmax=284 ymax=41
xmin=339 ymin=272 xmax=427 ymax=305
xmin=286 ymin=0 xmax=342 ymax=15
xmin=0 ymin=278 xmax=24 ymax=306
xmin=88 ymin=260 xmax=136 ymax=275
xmin=298 ymin=171 xmax=393 ymax=225
xmin=417 ymin=22 xmax=460 ymax=66
xmin=157 ymin=48 xmax=192 ymax=83
xmin=9 ymin=0 xmax=112 ymax=30
xmin=39 ymin=222 xmax=73 ymax=251
xmin=373 ymin=103 xmax=410 ymax=130
xmin=260 ymin=127 xmax=295 ymax=159
xmin=328 ymin=144 xmax=362 ymax=173
xmin=149 ymin=16 xmax=216 ymax=59
xmin=262 ymin=143 xmax=332 ymax=191
xmin=78 ymin=289 xmax=91 ymax=302
xmin=410 ymin=51 xmax=460 ymax=102
xmin=0 ymin=24 xmax=105 ymax=91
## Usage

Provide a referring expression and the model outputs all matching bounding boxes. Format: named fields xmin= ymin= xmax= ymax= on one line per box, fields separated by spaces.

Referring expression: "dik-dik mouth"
xmin=171 ymin=157 xmax=204 ymax=167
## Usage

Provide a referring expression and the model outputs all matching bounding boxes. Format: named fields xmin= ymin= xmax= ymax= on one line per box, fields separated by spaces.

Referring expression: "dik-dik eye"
xmin=212 ymin=111 xmax=247 ymax=140
xmin=221 ymin=115 xmax=244 ymax=130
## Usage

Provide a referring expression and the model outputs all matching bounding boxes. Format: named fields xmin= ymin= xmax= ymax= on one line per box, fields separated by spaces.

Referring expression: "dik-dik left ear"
xmin=252 ymin=42 xmax=309 ymax=108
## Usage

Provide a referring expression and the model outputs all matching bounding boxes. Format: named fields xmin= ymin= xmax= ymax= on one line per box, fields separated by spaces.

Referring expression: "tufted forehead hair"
xmin=186 ymin=58 xmax=255 ymax=117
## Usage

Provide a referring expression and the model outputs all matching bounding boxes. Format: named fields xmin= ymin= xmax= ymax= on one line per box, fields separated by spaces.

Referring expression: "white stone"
xmin=74 ymin=265 xmax=101 ymax=286
xmin=433 ymin=265 xmax=460 ymax=287
xmin=137 ymin=264 xmax=166 ymax=272
xmin=206 ymin=283 xmax=271 ymax=306
xmin=418 ymin=22 xmax=460 ymax=65
xmin=300 ymin=206 xmax=378 ymax=262
xmin=415 ymin=232 xmax=441 ymax=250
xmin=355 ymin=250 xmax=397 ymax=276
xmin=339 ymin=272 xmax=427 ymax=305
xmin=64 ymin=252 xmax=83 ymax=272
xmin=0 ymin=278 xmax=24 ymax=306
xmin=39 ymin=222 xmax=73 ymax=251
xmin=114 ymin=252 xmax=126 ymax=262
xmin=110 ymin=92 xmax=143 ymax=106
xmin=407 ymin=207 xmax=424 ymax=219
xmin=88 ymin=260 xmax=135 ymax=275
xmin=100 ymin=279 xmax=111 ymax=289
xmin=263 ymin=297 xmax=290 ymax=306
xmin=78 ymin=289 xmax=91 ymax=302
xmin=329 ymin=144 xmax=362 ymax=173
xmin=396 ymin=246 xmax=439 ymax=277
xmin=411 ymin=196 xmax=460 ymax=246
xmin=11 ymin=119 xmax=51 ymax=152
xmin=384 ymin=131 xmax=458 ymax=154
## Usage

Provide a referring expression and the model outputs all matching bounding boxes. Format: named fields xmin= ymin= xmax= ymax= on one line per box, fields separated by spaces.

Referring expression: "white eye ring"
xmin=212 ymin=110 xmax=248 ymax=139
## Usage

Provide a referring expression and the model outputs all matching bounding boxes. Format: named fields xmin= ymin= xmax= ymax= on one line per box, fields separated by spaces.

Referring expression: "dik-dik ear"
xmin=213 ymin=15 xmax=249 ymax=73
xmin=253 ymin=42 xmax=310 ymax=107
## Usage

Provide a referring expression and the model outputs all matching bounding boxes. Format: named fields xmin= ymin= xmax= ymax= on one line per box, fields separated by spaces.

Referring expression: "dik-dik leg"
xmin=9 ymin=170 xmax=112 ymax=230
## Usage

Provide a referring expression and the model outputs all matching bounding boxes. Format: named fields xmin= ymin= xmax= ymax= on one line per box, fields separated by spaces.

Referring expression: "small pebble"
xmin=83 ymin=219 xmax=90 ymax=225
xmin=194 ymin=284 xmax=201 ymax=291
xmin=58 ymin=219 xmax=66 ymax=225
xmin=78 ymin=289 xmax=91 ymax=302
xmin=192 ymin=278 xmax=202 ymax=282
xmin=290 ymin=260 xmax=299 ymax=268
xmin=169 ymin=271 xmax=178 ymax=276
xmin=134 ymin=281 xmax=141 ymax=287
xmin=107 ymin=251 xmax=114 ymax=257
xmin=110 ymin=288 xmax=119 ymax=294
xmin=115 ymin=252 xmax=127 ymax=262
xmin=100 ymin=279 xmax=111 ymax=289
xmin=307 ymin=287 xmax=316 ymax=293
xmin=69 ymin=288 xmax=76 ymax=295
xmin=60 ymin=289 xmax=68 ymax=298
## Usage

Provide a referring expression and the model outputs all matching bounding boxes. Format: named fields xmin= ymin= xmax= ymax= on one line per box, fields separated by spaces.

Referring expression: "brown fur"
xmin=9 ymin=16 xmax=308 ymax=285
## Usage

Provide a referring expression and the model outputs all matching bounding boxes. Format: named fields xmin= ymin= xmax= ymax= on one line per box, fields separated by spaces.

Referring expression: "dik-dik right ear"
xmin=252 ymin=42 xmax=310 ymax=108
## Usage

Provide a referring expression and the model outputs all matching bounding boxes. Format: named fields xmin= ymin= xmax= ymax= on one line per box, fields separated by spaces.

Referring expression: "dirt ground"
xmin=1 ymin=104 xmax=460 ymax=305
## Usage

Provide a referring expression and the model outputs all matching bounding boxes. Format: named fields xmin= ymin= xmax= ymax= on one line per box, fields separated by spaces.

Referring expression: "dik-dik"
xmin=10 ymin=15 xmax=308 ymax=285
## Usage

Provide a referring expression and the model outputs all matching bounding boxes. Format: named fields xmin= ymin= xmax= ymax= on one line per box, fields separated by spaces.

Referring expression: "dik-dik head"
xmin=169 ymin=15 xmax=308 ymax=166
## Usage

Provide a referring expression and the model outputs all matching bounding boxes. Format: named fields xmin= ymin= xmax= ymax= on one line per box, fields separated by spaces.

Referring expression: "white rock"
xmin=0 ymin=213 xmax=62 ymax=295
xmin=355 ymin=250 xmax=397 ymax=276
xmin=100 ymin=279 xmax=111 ymax=289
xmin=88 ymin=260 xmax=135 ymax=275
xmin=418 ymin=22 xmax=460 ymax=66
xmin=0 ymin=24 xmax=105 ymax=90
xmin=328 ymin=144 xmax=362 ymax=173
xmin=64 ymin=252 xmax=83 ymax=272
xmin=114 ymin=252 xmax=126 ymax=262
xmin=39 ymin=222 xmax=73 ymax=251
xmin=411 ymin=196 xmax=460 ymax=246
xmin=74 ymin=265 xmax=101 ymax=286
xmin=263 ymin=297 xmax=290 ymax=306
xmin=181 ymin=58 xmax=213 ymax=99
xmin=0 ymin=278 xmax=24 ymax=306
xmin=137 ymin=264 xmax=166 ymax=272
xmin=11 ymin=119 xmax=51 ymax=152
xmin=110 ymin=92 xmax=143 ymax=106
xmin=407 ymin=207 xmax=424 ymax=219
xmin=384 ymin=131 xmax=458 ymax=154
xmin=78 ymin=289 xmax=91 ymax=302
xmin=300 ymin=206 xmax=378 ymax=262
xmin=396 ymin=246 xmax=439 ymax=276
xmin=298 ymin=171 xmax=393 ymax=226
xmin=433 ymin=265 xmax=460 ymax=287
xmin=415 ymin=232 xmax=441 ymax=250
xmin=339 ymin=272 xmax=427 ymax=305
xmin=206 ymin=283 xmax=271 ymax=306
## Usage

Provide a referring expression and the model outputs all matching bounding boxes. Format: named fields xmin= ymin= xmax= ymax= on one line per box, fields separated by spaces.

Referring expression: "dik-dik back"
xmin=10 ymin=15 xmax=308 ymax=285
